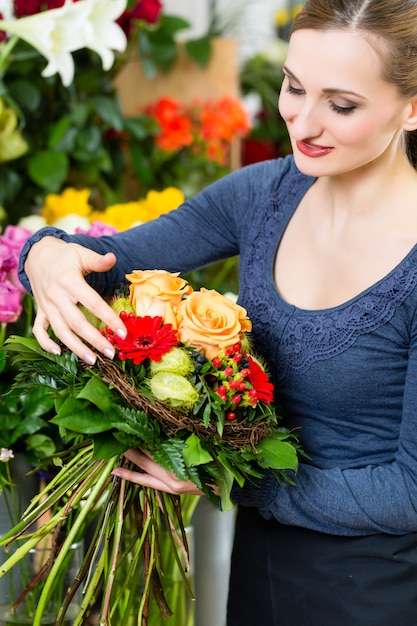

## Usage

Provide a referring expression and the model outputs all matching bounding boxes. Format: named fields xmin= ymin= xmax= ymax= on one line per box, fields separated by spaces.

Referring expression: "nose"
xmin=282 ymin=97 xmax=323 ymax=141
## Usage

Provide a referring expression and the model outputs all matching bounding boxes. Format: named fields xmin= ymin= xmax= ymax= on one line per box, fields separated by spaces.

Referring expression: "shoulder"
xmin=194 ymin=155 xmax=314 ymax=216
xmin=217 ymin=154 xmax=308 ymax=194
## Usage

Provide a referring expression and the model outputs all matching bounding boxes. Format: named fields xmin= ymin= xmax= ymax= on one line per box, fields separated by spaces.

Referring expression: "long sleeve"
xmin=18 ymin=158 xmax=294 ymax=296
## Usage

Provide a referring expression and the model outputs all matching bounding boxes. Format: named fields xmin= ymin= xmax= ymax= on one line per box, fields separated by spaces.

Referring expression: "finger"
xmin=121 ymin=449 xmax=202 ymax=495
xmin=32 ymin=310 xmax=62 ymax=355
xmin=41 ymin=307 xmax=116 ymax=365
xmin=112 ymin=467 xmax=179 ymax=493
xmin=26 ymin=242 xmax=127 ymax=361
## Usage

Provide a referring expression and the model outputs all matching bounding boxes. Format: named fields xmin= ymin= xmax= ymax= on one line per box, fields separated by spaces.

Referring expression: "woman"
xmin=18 ymin=1 xmax=417 ymax=623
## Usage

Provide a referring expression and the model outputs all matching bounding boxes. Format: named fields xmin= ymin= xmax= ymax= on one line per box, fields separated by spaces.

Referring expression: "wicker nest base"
xmin=95 ymin=356 xmax=269 ymax=450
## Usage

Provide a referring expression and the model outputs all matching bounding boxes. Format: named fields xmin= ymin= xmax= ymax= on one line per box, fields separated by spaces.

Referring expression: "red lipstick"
xmin=296 ymin=140 xmax=333 ymax=157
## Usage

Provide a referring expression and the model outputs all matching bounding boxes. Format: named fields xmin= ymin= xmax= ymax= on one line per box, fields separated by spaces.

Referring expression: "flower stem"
xmin=32 ymin=456 xmax=117 ymax=626
xmin=0 ymin=34 xmax=18 ymax=77
xmin=100 ymin=475 xmax=126 ymax=623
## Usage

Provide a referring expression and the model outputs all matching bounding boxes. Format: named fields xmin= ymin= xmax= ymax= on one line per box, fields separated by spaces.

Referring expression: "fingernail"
xmin=104 ymin=347 xmax=115 ymax=359
xmin=50 ymin=348 xmax=61 ymax=356
xmin=116 ymin=328 xmax=127 ymax=339
xmin=83 ymin=353 xmax=96 ymax=365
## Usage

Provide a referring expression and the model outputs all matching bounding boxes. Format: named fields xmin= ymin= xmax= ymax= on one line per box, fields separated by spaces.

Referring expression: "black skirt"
xmin=227 ymin=506 xmax=417 ymax=626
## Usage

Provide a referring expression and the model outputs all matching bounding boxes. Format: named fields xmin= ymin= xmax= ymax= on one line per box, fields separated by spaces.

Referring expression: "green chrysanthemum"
xmin=110 ymin=297 xmax=135 ymax=317
xmin=150 ymin=372 xmax=199 ymax=410
xmin=149 ymin=347 xmax=194 ymax=377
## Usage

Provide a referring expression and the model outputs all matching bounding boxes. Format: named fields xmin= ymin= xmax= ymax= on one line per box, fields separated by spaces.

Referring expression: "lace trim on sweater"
xmin=240 ymin=168 xmax=417 ymax=382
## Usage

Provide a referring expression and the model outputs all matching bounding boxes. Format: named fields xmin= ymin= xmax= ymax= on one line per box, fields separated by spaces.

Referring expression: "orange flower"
xmin=177 ymin=288 xmax=252 ymax=360
xmin=146 ymin=97 xmax=194 ymax=152
xmin=126 ymin=269 xmax=192 ymax=329
xmin=200 ymin=96 xmax=251 ymax=144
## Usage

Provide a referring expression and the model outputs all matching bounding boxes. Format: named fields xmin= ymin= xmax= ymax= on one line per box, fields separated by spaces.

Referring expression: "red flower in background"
xmin=146 ymin=97 xmax=194 ymax=152
xmin=13 ymin=0 xmax=81 ymax=17
xmin=146 ymin=95 xmax=251 ymax=163
xmin=107 ymin=314 xmax=178 ymax=365
xmin=118 ymin=0 xmax=163 ymax=36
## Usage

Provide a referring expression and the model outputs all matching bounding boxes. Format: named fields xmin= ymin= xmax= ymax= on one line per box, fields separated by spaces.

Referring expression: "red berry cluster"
xmin=211 ymin=342 xmax=258 ymax=421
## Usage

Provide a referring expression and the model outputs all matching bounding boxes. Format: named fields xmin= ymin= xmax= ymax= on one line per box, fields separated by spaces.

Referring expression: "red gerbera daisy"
xmin=247 ymin=355 xmax=274 ymax=404
xmin=112 ymin=315 xmax=178 ymax=365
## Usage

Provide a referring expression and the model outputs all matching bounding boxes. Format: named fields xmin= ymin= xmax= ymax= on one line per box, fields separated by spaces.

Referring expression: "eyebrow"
xmin=282 ymin=65 xmax=367 ymax=101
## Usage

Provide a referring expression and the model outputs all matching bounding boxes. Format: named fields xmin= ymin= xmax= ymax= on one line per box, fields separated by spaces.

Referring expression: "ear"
xmin=402 ymin=96 xmax=417 ymax=131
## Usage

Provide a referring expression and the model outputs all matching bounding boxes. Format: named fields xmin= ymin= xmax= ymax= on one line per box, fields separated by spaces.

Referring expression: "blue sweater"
xmin=19 ymin=156 xmax=417 ymax=536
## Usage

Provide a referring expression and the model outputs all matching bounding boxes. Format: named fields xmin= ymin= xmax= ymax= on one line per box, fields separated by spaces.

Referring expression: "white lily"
xmin=0 ymin=0 xmax=128 ymax=87
xmin=0 ymin=0 xmax=14 ymax=21
xmin=72 ymin=0 xmax=128 ymax=71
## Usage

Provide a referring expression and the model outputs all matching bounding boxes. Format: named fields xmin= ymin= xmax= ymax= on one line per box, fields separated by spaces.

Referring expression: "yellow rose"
xmin=126 ymin=269 xmax=192 ymax=329
xmin=177 ymin=288 xmax=252 ymax=360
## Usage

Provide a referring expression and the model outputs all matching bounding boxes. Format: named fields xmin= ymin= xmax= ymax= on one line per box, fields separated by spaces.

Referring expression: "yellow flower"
xmin=177 ymin=288 xmax=252 ymax=360
xmin=138 ymin=187 xmax=185 ymax=223
xmin=90 ymin=201 xmax=142 ymax=231
xmin=41 ymin=188 xmax=92 ymax=225
xmin=91 ymin=187 xmax=185 ymax=231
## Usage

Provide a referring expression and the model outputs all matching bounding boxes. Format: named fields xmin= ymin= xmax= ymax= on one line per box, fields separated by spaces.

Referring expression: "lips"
xmin=295 ymin=140 xmax=333 ymax=157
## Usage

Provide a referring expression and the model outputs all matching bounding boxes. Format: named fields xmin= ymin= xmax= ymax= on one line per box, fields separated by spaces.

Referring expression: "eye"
xmin=285 ymin=80 xmax=304 ymax=96
xmin=330 ymin=102 xmax=357 ymax=116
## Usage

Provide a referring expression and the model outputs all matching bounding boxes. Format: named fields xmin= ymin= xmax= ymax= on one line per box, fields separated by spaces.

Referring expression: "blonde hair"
xmin=292 ymin=0 xmax=417 ymax=166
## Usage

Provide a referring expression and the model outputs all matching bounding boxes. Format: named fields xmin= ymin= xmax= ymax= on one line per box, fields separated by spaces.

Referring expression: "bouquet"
xmin=2 ymin=269 xmax=300 ymax=625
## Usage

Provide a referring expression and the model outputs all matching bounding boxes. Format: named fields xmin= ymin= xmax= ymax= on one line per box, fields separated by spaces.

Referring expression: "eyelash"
xmin=285 ymin=83 xmax=357 ymax=116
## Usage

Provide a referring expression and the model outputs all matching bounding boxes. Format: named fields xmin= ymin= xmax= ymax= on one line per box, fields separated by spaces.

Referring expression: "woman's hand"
xmin=25 ymin=236 xmax=126 ymax=364
xmin=112 ymin=449 xmax=213 ymax=496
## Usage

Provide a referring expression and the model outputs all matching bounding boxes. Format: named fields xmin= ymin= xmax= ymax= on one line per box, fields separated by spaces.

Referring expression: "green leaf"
xmin=28 ymin=150 xmax=69 ymax=191
xmin=76 ymin=376 xmax=113 ymax=413
xmin=90 ymin=96 xmax=123 ymax=131
xmin=8 ymin=79 xmax=41 ymax=112
xmin=257 ymin=436 xmax=299 ymax=471
xmin=19 ymin=387 xmax=55 ymax=418
xmin=48 ymin=115 xmax=77 ymax=152
xmin=51 ymin=396 xmax=115 ymax=434
xmin=0 ymin=350 xmax=6 ymax=374
xmin=5 ymin=336 xmax=52 ymax=360
xmin=183 ymin=433 xmax=213 ymax=467
xmin=25 ymin=433 xmax=56 ymax=459
xmin=69 ymin=100 xmax=90 ymax=127
xmin=129 ymin=143 xmax=155 ymax=185
xmin=74 ymin=125 xmax=101 ymax=155
xmin=152 ymin=438 xmax=188 ymax=481
xmin=11 ymin=416 xmax=49 ymax=443
xmin=157 ymin=15 xmax=190 ymax=37
xmin=217 ymin=452 xmax=245 ymax=487
xmin=93 ymin=432 xmax=126 ymax=460
xmin=123 ymin=117 xmax=154 ymax=141
xmin=184 ymin=36 xmax=212 ymax=67
xmin=216 ymin=458 xmax=236 ymax=512
xmin=0 ymin=166 xmax=21 ymax=205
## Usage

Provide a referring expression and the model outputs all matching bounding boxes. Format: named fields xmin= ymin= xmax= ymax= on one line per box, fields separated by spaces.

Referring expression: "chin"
xmin=292 ymin=152 xmax=330 ymax=176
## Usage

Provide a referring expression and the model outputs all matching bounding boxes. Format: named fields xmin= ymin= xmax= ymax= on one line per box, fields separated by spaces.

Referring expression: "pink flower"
xmin=0 ymin=280 xmax=23 ymax=323
xmin=0 ymin=225 xmax=31 ymax=290
xmin=75 ymin=221 xmax=119 ymax=237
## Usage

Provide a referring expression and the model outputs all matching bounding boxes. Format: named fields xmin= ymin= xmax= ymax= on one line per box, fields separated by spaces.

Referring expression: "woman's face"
xmin=278 ymin=28 xmax=413 ymax=177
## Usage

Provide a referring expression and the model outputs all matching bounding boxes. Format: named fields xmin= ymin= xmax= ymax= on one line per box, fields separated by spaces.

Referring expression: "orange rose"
xmin=177 ymin=288 xmax=252 ymax=359
xmin=126 ymin=269 xmax=192 ymax=329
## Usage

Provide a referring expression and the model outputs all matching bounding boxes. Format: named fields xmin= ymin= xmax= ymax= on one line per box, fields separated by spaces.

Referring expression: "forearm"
xmin=233 ymin=461 xmax=417 ymax=536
